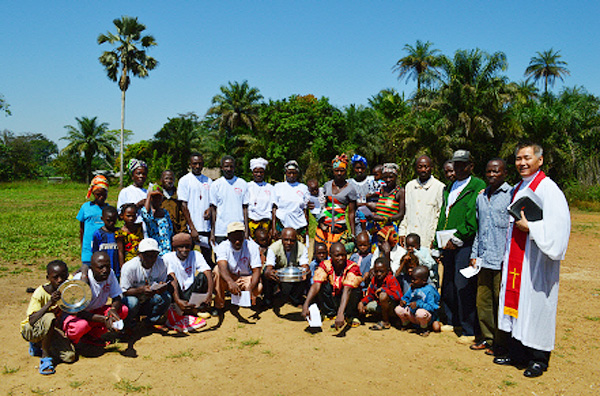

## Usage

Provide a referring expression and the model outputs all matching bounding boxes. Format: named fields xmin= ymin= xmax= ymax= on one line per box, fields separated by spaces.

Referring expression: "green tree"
xmin=524 ymin=49 xmax=570 ymax=94
xmin=153 ymin=113 xmax=202 ymax=177
xmin=393 ymin=40 xmax=441 ymax=94
xmin=0 ymin=131 xmax=58 ymax=180
xmin=207 ymin=80 xmax=263 ymax=132
xmin=0 ymin=94 xmax=10 ymax=116
xmin=98 ymin=15 xmax=158 ymax=187
xmin=61 ymin=116 xmax=117 ymax=183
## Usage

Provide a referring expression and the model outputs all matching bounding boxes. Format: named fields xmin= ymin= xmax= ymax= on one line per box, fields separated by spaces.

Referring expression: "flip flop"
xmin=29 ymin=342 xmax=42 ymax=357
xmin=39 ymin=357 xmax=55 ymax=375
xmin=369 ymin=321 xmax=391 ymax=331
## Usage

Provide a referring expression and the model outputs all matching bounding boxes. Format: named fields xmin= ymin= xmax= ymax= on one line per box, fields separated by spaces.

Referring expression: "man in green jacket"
xmin=436 ymin=150 xmax=486 ymax=340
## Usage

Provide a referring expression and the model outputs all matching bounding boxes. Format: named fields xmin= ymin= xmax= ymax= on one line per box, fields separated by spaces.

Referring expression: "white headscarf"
xmin=250 ymin=157 xmax=268 ymax=171
xmin=383 ymin=163 xmax=399 ymax=175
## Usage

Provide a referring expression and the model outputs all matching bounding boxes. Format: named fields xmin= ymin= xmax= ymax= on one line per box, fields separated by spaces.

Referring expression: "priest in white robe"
xmin=494 ymin=142 xmax=570 ymax=378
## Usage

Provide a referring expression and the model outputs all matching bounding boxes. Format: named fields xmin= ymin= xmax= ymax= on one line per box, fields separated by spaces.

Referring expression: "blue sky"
xmin=1 ymin=1 xmax=598 ymax=148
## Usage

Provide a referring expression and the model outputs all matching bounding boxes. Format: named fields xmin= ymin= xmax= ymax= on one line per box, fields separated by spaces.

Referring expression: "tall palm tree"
xmin=61 ymin=117 xmax=117 ymax=183
xmin=207 ymin=80 xmax=264 ymax=134
xmin=393 ymin=40 xmax=441 ymax=93
xmin=524 ymin=49 xmax=570 ymax=94
xmin=98 ymin=16 xmax=158 ymax=187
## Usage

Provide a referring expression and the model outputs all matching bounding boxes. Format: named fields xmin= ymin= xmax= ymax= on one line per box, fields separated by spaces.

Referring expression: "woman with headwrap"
xmin=76 ymin=175 xmax=110 ymax=266
xmin=315 ymin=154 xmax=357 ymax=252
xmin=349 ymin=154 xmax=379 ymax=234
xmin=370 ymin=162 xmax=405 ymax=232
xmin=247 ymin=157 xmax=274 ymax=239
xmin=116 ymin=159 xmax=148 ymax=223
xmin=271 ymin=160 xmax=310 ymax=242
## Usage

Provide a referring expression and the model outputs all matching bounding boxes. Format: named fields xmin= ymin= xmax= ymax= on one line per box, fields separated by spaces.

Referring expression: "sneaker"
xmin=187 ymin=316 xmax=206 ymax=330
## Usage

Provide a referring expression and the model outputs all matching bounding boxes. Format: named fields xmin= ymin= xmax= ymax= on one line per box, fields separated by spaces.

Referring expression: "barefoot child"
xmin=77 ymin=175 xmax=109 ymax=268
xmin=21 ymin=261 xmax=76 ymax=375
xmin=92 ymin=206 xmax=120 ymax=278
xmin=253 ymin=227 xmax=271 ymax=266
xmin=358 ymin=258 xmax=403 ymax=330
xmin=116 ymin=203 xmax=144 ymax=268
xmin=350 ymin=231 xmax=373 ymax=291
xmin=141 ymin=185 xmax=173 ymax=256
xmin=63 ymin=252 xmax=128 ymax=346
xmin=405 ymin=233 xmax=438 ymax=287
xmin=394 ymin=265 xmax=441 ymax=336
xmin=396 ymin=251 xmax=421 ymax=294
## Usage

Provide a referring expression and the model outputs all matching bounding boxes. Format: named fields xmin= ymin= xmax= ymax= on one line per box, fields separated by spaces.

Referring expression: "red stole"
xmin=503 ymin=171 xmax=546 ymax=318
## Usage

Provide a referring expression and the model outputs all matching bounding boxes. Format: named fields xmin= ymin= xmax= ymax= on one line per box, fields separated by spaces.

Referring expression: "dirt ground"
xmin=1 ymin=210 xmax=599 ymax=395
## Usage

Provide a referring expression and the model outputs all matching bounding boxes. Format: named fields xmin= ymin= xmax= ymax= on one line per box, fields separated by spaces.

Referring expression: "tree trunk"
xmin=120 ymin=89 xmax=126 ymax=188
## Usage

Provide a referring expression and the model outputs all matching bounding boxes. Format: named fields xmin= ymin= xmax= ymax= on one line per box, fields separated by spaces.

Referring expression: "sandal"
xmin=39 ymin=357 xmax=55 ymax=375
xmin=369 ymin=321 xmax=391 ymax=331
xmin=29 ymin=342 xmax=42 ymax=357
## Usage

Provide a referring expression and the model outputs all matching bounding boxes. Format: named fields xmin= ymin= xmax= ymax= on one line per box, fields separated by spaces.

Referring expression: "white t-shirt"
xmin=215 ymin=239 xmax=262 ymax=276
xmin=446 ymin=176 xmax=471 ymax=216
xmin=370 ymin=245 xmax=407 ymax=275
xmin=120 ymin=256 xmax=168 ymax=292
xmin=117 ymin=185 xmax=147 ymax=217
xmin=74 ymin=269 xmax=122 ymax=311
xmin=163 ymin=251 xmax=210 ymax=290
xmin=210 ymin=176 xmax=249 ymax=237
xmin=177 ymin=173 xmax=212 ymax=235
xmin=247 ymin=181 xmax=274 ymax=221
xmin=272 ymin=181 xmax=309 ymax=229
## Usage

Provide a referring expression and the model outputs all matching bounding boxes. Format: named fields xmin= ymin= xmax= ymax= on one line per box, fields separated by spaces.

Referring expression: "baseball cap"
xmin=227 ymin=222 xmax=245 ymax=234
xmin=138 ymin=238 xmax=160 ymax=253
xmin=451 ymin=149 xmax=471 ymax=162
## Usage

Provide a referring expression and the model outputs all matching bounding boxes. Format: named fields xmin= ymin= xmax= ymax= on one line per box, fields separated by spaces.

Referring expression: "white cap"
xmin=226 ymin=221 xmax=245 ymax=234
xmin=138 ymin=238 xmax=160 ymax=253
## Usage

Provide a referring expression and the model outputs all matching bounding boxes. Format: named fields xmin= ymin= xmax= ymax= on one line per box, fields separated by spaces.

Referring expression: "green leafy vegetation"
xmin=113 ymin=379 xmax=152 ymax=393
xmin=2 ymin=365 xmax=20 ymax=374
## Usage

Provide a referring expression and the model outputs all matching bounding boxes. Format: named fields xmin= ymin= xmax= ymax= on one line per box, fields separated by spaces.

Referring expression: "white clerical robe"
xmin=498 ymin=172 xmax=570 ymax=351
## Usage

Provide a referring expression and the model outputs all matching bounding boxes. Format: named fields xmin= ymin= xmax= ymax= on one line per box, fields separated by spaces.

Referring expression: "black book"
xmin=508 ymin=196 xmax=543 ymax=221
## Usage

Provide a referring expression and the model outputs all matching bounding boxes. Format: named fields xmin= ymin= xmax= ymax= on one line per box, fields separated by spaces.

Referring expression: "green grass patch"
xmin=240 ymin=338 xmax=261 ymax=347
xmin=585 ymin=316 xmax=600 ymax=321
xmin=69 ymin=381 xmax=84 ymax=389
xmin=499 ymin=379 xmax=517 ymax=389
xmin=166 ymin=349 xmax=193 ymax=359
xmin=2 ymin=365 xmax=20 ymax=374
xmin=113 ymin=379 xmax=152 ymax=393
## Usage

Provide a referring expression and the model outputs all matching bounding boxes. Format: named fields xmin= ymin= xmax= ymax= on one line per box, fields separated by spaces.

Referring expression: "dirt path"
xmin=1 ymin=210 xmax=599 ymax=395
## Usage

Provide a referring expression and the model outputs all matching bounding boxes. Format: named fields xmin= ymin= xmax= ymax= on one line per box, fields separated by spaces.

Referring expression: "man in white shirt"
xmin=262 ymin=228 xmax=310 ymax=308
xmin=120 ymin=238 xmax=171 ymax=329
xmin=163 ymin=233 xmax=214 ymax=316
xmin=494 ymin=142 xmax=570 ymax=378
xmin=177 ymin=153 xmax=213 ymax=266
xmin=210 ymin=156 xmax=249 ymax=245
xmin=213 ymin=222 xmax=262 ymax=311
xmin=398 ymin=155 xmax=445 ymax=249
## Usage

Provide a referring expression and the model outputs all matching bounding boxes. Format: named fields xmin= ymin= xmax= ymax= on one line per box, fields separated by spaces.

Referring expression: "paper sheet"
xmin=112 ymin=319 xmax=124 ymax=330
xmin=459 ymin=258 xmax=481 ymax=279
xmin=436 ymin=229 xmax=457 ymax=248
xmin=357 ymin=205 xmax=372 ymax=217
xmin=231 ymin=290 xmax=251 ymax=307
xmin=189 ymin=293 xmax=208 ymax=307
xmin=306 ymin=303 xmax=322 ymax=327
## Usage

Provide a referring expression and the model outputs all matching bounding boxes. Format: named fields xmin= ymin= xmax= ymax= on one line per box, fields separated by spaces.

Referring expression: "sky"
xmin=2 ymin=1 xmax=598 ymax=148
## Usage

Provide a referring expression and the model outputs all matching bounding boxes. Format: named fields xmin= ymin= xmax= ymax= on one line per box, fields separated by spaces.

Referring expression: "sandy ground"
xmin=1 ymin=210 xmax=599 ymax=396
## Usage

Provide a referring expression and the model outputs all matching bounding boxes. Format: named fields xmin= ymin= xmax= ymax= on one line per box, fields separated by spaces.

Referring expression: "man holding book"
xmin=494 ymin=142 xmax=570 ymax=378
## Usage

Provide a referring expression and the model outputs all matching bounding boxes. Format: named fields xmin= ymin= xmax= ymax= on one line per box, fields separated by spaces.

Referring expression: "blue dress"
xmin=140 ymin=207 xmax=173 ymax=256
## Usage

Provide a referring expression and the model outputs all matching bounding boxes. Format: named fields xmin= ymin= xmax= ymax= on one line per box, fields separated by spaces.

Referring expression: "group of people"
xmin=22 ymin=142 xmax=570 ymax=380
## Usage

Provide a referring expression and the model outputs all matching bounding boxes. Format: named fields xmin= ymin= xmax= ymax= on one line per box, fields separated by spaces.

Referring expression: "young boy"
xmin=92 ymin=206 xmax=120 ymax=278
xmin=358 ymin=258 xmax=403 ymax=330
xmin=63 ymin=252 xmax=128 ymax=346
xmin=396 ymin=252 xmax=421 ymax=294
xmin=405 ymin=233 xmax=438 ymax=287
xmin=309 ymin=242 xmax=328 ymax=284
xmin=253 ymin=227 xmax=271 ymax=266
xmin=394 ymin=265 xmax=441 ymax=336
xmin=306 ymin=178 xmax=324 ymax=220
xmin=21 ymin=261 xmax=76 ymax=375
xmin=349 ymin=232 xmax=373 ymax=291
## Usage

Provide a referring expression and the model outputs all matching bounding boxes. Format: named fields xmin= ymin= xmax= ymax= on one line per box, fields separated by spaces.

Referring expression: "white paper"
xmin=231 ymin=290 xmax=251 ymax=307
xmin=189 ymin=293 xmax=208 ymax=307
xmin=436 ymin=229 xmax=457 ymax=248
xmin=460 ymin=258 xmax=481 ymax=279
xmin=309 ymin=195 xmax=321 ymax=215
xmin=112 ymin=319 xmax=124 ymax=330
xmin=149 ymin=282 xmax=165 ymax=291
xmin=306 ymin=303 xmax=322 ymax=327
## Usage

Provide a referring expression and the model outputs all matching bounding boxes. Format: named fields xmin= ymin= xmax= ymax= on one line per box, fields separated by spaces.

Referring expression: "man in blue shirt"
xmin=469 ymin=159 xmax=511 ymax=355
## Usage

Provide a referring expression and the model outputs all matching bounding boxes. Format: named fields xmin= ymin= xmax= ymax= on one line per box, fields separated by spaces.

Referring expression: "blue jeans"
xmin=123 ymin=292 xmax=171 ymax=327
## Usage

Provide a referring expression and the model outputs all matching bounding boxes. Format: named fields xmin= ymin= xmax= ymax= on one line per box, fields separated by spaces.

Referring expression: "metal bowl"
xmin=57 ymin=280 xmax=92 ymax=314
xmin=276 ymin=266 xmax=308 ymax=283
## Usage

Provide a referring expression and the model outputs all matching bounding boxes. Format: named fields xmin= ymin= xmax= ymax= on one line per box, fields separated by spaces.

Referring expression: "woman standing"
xmin=271 ymin=160 xmax=310 ymax=242
xmin=117 ymin=159 xmax=148 ymax=216
xmin=371 ymin=163 xmax=405 ymax=232
xmin=247 ymin=157 xmax=274 ymax=239
xmin=316 ymin=154 xmax=357 ymax=251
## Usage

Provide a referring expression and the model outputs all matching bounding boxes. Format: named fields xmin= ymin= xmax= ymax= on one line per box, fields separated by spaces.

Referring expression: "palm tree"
xmin=207 ymin=80 xmax=264 ymax=134
xmin=98 ymin=16 xmax=158 ymax=187
xmin=61 ymin=117 xmax=117 ymax=183
xmin=524 ymin=49 xmax=570 ymax=94
xmin=393 ymin=40 xmax=441 ymax=93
